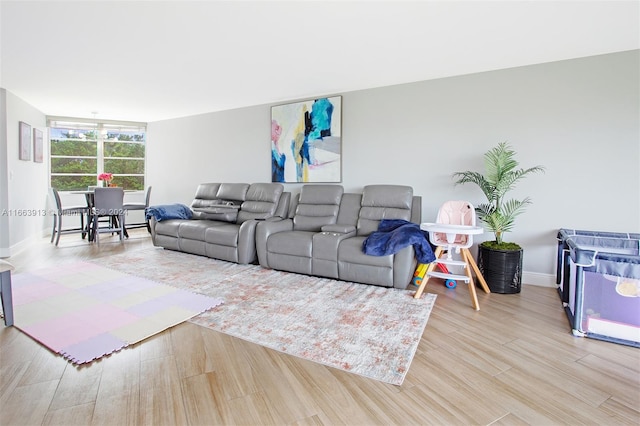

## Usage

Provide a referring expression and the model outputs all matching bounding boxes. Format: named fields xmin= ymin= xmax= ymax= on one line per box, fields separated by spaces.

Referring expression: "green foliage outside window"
xmin=104 ymin=159 xmax=144 ymax=174
xmin=51 ymin=175 xmax=97 ymax=191
xmin=50 ymin=124 xmax=146 ymax=191
xmin=51 ymin=157 xmax=97 ymax=174
xmin=113 ymin=176 xmax=145 ymax=190
xmin=105 ymin=142 xmax=145 ymax=158
xmin=51 ymin=139 xmax=97 ymax=156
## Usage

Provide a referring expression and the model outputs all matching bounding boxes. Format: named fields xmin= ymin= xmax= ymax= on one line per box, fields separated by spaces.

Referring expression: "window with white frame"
xmin=48 ymin=117 xmax=146 ymax=191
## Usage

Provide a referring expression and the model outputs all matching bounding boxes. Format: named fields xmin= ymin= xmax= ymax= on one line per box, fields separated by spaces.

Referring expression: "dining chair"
xmin=87 ymin=185 xmax=112 ymax=233
xmin=91 ymin=187 xmax=125 ymax=244
xmin=123 ymin=186 xmax=152 ymax=233
xmin=49 ymin=188 xmax=91 ymax=246
xmin=0 ymin=259 xmax=14 ymax=326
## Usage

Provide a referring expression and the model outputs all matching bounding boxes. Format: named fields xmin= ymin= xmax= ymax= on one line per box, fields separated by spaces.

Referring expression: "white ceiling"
xmin=1 ymin=0 xmax=638 ymax=123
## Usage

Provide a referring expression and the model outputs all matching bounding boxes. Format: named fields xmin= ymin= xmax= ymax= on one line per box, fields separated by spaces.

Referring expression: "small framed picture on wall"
xmin=33 ymin=128 xmax=44 ymax=163
xmin=19 ymin=121 xmax=31 ymax=161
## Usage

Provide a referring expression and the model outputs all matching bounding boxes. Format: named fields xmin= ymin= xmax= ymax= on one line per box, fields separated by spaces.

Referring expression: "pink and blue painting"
xmin=271 ymin=96 xmax=341 ymax=183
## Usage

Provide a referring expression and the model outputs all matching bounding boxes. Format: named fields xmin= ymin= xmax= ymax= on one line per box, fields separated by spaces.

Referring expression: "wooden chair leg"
xmin=463 ymin=255 xmax=480 ymax=310
xmin=414 ymin=246 xmax=443 ymax=299
xmin=463 ymin=248 xmax=491 ymax=293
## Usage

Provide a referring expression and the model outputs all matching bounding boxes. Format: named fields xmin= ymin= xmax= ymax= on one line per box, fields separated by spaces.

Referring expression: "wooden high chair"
xmin=414 ymin=201 xmax=491 ymax=310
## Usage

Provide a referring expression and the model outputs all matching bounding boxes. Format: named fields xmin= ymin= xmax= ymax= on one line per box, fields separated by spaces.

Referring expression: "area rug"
xmin=10 ymin=262 xmax=224 ymax=364
xmin=99 ymin=248 xmax=437 ymax=385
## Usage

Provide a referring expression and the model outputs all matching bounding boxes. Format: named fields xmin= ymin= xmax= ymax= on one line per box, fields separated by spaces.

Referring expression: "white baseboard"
xmin=9 ymin=235 xmax=38 ymax=257
xmin=2 ymin=227 xmax=50 ymax=258
xmin=523 ymin=271 xmax=556 ymax=288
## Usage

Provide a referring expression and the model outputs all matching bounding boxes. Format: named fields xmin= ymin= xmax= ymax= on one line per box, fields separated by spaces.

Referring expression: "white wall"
xmin=0 ymin=89 xmax=49 ymax=256
xmin=146 ymin=51 xmax=640 ymax=283
xmin=0 ymin=90 xmax=9 ymax=256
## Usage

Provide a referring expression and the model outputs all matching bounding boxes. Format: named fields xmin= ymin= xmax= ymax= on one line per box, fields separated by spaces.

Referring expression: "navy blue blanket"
xmin=362 ymin=219 xmax=435 ymax=264
xmin=146 ymin=204 xmax=193 ymax=221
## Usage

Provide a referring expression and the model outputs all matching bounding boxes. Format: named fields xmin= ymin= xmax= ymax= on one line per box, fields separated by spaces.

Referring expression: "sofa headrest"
xmin=246 ymin=183 xmax=284 ymax=203
xmin=292 ymin=185 xmax=344 ymax=231
xmin=299 ymin=185 xmax=344 ymax=205
xmin=236 ymin=183 xmax=284 ymax=223
xmin=361 ymin=185 xmax=413 ymax=209
xmin=216 ymin=183 xmax=249 ymax=201
xmin=194 ymin=183 xmax=221 ymax=201
xmin=357 ymin=185 xmax=414 ymax=236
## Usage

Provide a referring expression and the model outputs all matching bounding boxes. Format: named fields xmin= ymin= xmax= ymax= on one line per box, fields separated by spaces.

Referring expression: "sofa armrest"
xmin=321 ymin=224 xmax=356 ymax=234
xmin=393 ymin=245 xmax=417 ymax=289
xmin=149 ymin=217 xmax=158 ymax=244
xmin=255 ymin=219 xmax=294 ymax=266
xmin=236 ymin=219 xmax=260 ymax=264
xmin=264 ymin=216 xmax=286 ymax=222
xmin=314 ymin=228 xmax=357 ymax=262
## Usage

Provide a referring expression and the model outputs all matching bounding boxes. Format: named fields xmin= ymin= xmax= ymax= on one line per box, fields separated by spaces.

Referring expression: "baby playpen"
xmin=556 ymin=228 xmax=640 ymax=347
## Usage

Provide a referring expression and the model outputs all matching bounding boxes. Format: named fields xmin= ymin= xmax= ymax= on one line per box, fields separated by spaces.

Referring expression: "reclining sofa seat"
xmin=338 ymin=185 xmax=417 ymax=288
xmin=256 ymin=185 xmax=345 ymax=276
xmin=152 ymin=182 xmax=288 ymax=264
xmin=256 ymin=184 xmax=421 ymax=289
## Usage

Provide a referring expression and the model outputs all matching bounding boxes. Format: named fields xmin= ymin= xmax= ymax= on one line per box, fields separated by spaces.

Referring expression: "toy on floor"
xmin=412 ymin=262 xmax=456 ymax=288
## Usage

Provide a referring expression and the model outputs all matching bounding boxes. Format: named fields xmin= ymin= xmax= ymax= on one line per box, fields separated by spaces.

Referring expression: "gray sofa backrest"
xmin=191 ymin=183 xmax=249 ymax=221
xmin=190 ymin=183 xmax=222 ymax=210
xmin=274 ymin=192 xmax=291 ymax=219
xmin=293 ymin=185 xmax=344 ymax=231
xmin=237 ymin=183 xmax=285 ymax=223
xmin=336 ymin=193 xmax=362 ymax=227
xmin=356 ymin=185 xmax=414 ymax=236
xmin=217 ymin=183 xmax=250 ymax=202
xmin=190 ymin=182 xmax=249 ymax=207
xmin=411 ymin=196 xmax=422 ymax=224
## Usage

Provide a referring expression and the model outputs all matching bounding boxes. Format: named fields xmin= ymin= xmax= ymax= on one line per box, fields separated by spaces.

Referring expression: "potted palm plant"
xmin=453 ymin=142 xmax=545 ymax=293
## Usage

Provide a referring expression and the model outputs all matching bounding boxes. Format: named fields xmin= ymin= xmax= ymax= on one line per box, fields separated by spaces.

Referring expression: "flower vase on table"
xmin=98 ymin=173 xmax=115 ymax=188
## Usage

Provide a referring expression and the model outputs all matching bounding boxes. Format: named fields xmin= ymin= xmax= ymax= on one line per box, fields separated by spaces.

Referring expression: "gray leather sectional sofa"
xmin=150 ymin=182 xmax=421 ymax=289
xmin=256 ymin=184 xmax=421 ymax=289
xmin=150 ymin=182 xmax=290 ymax=264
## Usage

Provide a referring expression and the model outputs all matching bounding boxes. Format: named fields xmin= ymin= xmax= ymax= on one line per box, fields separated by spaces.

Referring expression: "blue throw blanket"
xmin=362 ymin=219 xmax=435 ymax=264
xmin=146 ymin=204 xmax=193 ymax=221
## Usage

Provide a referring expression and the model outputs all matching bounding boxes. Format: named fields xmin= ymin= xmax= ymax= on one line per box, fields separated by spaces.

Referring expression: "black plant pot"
xmin=478 ymin=245 xmax=523 ymax=294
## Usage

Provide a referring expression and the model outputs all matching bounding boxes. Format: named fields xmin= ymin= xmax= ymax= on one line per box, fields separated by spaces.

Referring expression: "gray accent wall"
xmin=148 ymin=50 xmax=639 ymax=285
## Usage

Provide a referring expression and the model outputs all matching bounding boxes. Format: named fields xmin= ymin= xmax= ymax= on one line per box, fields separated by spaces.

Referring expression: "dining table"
xmin=71 ymin=189 xmax=138 ymax=242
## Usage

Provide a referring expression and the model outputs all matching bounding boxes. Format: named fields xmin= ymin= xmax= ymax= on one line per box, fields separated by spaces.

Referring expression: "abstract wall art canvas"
xmin=271 ymin=96 xmax=342 ymax=183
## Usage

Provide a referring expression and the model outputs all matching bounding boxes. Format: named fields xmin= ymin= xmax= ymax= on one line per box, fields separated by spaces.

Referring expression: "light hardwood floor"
xmin=1 ymin=230 xmax=638 ymax=426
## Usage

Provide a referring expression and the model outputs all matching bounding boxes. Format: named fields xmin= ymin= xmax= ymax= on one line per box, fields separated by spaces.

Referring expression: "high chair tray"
xmin=420 ymin=223 xmax=484 ymax=234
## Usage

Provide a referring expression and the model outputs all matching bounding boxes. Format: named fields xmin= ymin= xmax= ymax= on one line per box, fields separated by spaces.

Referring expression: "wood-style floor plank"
xmin=91 ymin=346 xmax=141 ymax=426
xmin=180 ymin=372 xmax=226 ymax=425
xmin=48 ymin=361 xmax=103 ymax=411
xmin=138 ymin=355 xmax=188 ymax=426
xmin=0 ymin=230 xmax=638 ymax=425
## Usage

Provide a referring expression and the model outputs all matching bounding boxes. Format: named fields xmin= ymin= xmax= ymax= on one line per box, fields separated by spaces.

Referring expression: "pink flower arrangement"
xmin=98 ymin=173 xmax=113 ymax=184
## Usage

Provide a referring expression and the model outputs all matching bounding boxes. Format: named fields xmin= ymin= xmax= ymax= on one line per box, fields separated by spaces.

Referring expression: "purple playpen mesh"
xmin=562 ymin=231 xmax=640 ymax=347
